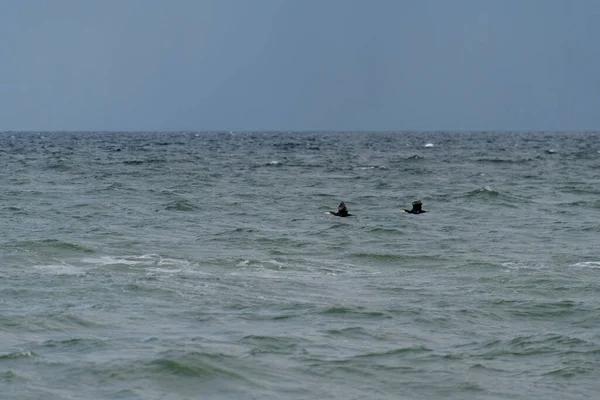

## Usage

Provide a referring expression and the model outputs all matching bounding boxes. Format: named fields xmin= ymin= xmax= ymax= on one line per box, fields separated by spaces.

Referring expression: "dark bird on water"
xmin=403 ymin=200 xmax=427 ymax=214
xmin=327 ymin=201 xmax=352 ymax=217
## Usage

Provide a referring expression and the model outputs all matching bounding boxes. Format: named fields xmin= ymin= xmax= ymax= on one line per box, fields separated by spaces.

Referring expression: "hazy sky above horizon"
xmin=1 ymin=0 xmax=599 ymax=131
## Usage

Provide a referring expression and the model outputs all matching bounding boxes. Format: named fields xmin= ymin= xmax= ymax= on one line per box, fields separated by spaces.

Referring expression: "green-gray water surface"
xmin=1 ymin=131 xmax=599 ymax=399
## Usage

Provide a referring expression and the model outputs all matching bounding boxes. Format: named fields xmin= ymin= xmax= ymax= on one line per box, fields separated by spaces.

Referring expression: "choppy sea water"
xmin=1 ymin=131 xmax=599 ymax=399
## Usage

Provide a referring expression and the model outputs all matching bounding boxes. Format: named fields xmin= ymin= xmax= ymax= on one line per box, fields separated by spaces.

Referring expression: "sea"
xmin=1 ymin=131 xmax=599 ymax=400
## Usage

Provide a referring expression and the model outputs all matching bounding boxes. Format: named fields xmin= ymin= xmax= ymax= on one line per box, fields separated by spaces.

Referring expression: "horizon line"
xmin=1 ymin=129 xmax=599 ymax=134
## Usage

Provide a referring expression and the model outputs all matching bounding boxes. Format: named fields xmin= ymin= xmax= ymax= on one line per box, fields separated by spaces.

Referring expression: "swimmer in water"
xmin=327 ymin=201 xmax=352 ymax=217
xmin=403 ymin=200 xmax=426 ymax=214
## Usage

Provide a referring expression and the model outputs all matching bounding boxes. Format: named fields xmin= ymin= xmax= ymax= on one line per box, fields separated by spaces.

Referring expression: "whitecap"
xmin=82 ymin=254 xmax=193 ymax=269
xmin=571 ymin=261 xmax=600 ymax=269
xmin=236 ymin=260 xmax=250 ymax=267
xmin=80 ymin=255 xmax=154 ymax=266
xmin=33 ymin=263 xmax=86 ymax=276
xmin=0 ymin=350 xmax=34 ymax=359
xmin=424 ymin=143 xmax=434 ymax=148
xmin=267 ymin=259 xmax=288 ymax=269
xmin=146 ymin=267 xmax=183 ymax=275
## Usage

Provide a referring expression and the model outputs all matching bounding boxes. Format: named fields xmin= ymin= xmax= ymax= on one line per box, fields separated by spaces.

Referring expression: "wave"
xmin=542 ymin=365 xmax=596 ymax=378
xmin=353 ymin=346 xmax=433 ymax=359
xmin=324 ymin=326 xmax=370 ymax=338
xmin=239 ymin=335 xmax=301 ymax=353
xmin=302 ymin=345 xmax=434 ymax=368
xmin=122 ymin=158 xmax=167 ymax=165
xmin=457 ymin=186 xmax=534 ymax=206
xmin=41 ymin=337 xmax=108 ymax=352
xmin=366 ymin=227 xmax=406 ymax=236
xmin=32 ymin=262 xmax=87 ymax=276
xmin=164 ymin=199 xmax=198 ymax=211
xmin=80 ymin=254 xmax=198 ymax=274
xmin=81 ymin=254 xmax=162 ymax=266
xmin=475 ymin=157 xmax=535 ymax=164
xmin=555 ymin=185 xmax=600 ymax=195
xmin=146 ymin=351 xmax=247 ymax=380
xmin=45 ymin=158 xmax=75 ymax=172
xmin=555 ymin=200 xmax=600 ymax=208
xmin=350 ymin=252 xmax=441 ymax=262
xmin=215 ymin=227 xmax=260 ymax=236
xmin=272 ymin=142 xmax=303 ymax=150
xmin=356 ymin=165 xmax=388 ymax=170
xmin=469 ymin=334 xmax=598 ymax=358
xmin=1 ymin=206 xmax=26 ymax=214
xmin=0 ymin=370 xmax=20 ymax=381
xmin=5 ymin=239 xmax=95 ymax=254
xmin=8 ymin=312 xmax=104 ymax=333
xmin=320 ymin=306 xmax=391 ymax=319
xmin=572 ymin=261 xmax=600 ymax=269
xmin=351 ymin=252 xmax=407 ymax=261
xmin=464 ymin=186 xmax=501 ymax=198
xmin=0 ymin=350 xmax=35 ymax=360
xmin=396 ymin=166 xmax=435 ymax=175
xmin=506 ymin=300 xmax=583 ymax=318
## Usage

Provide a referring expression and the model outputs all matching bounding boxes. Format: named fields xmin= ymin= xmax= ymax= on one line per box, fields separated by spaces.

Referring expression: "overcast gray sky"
xmin=1 ymin=0 xmax=599 ymax=131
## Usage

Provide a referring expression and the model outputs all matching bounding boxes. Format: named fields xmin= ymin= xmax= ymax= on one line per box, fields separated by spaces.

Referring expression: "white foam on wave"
xmin=33 ymin=263 xmax=86 ymax=276
xmin=0 ymin=350 xmax=34 ymax=359
xmin=236 ymin=260 xmax=250 ymax=267
xmin=230 ymin=259 xmax=290 ymax=279
xmin=267 ymin=259 xmax=288 ymax=269
xmin=235 ymin=259 xmax=288 ymax=270
xmin=81 ymin=255 xmax=150 ymax=266
xmin=145 ymin=267 xmax=184 ymax=275
xmin=501 ymin=262 xmax=546 ymax=271
xmin=424 ymin=143 xmax=434 ymax=148
xmin=80 ymin=254 xmax=208 ymax=276
xmin=233 ymin=256 xmax=375 ymax=279
xmin=571 ymin=261 xmax=600 ymax=269
xmin=81 ymin=254 xmax=169 ymax=266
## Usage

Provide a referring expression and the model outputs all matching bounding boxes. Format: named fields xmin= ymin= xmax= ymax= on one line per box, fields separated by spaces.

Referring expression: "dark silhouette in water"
xmin=403 ymin=200 xmax=427 ymax=214
xmin=327 ymin=201 xmax=352 ymax=217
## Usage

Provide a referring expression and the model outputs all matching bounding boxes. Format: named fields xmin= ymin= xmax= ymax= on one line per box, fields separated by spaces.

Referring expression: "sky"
xmin=1 ymin=0 xmax=599 ymax=131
